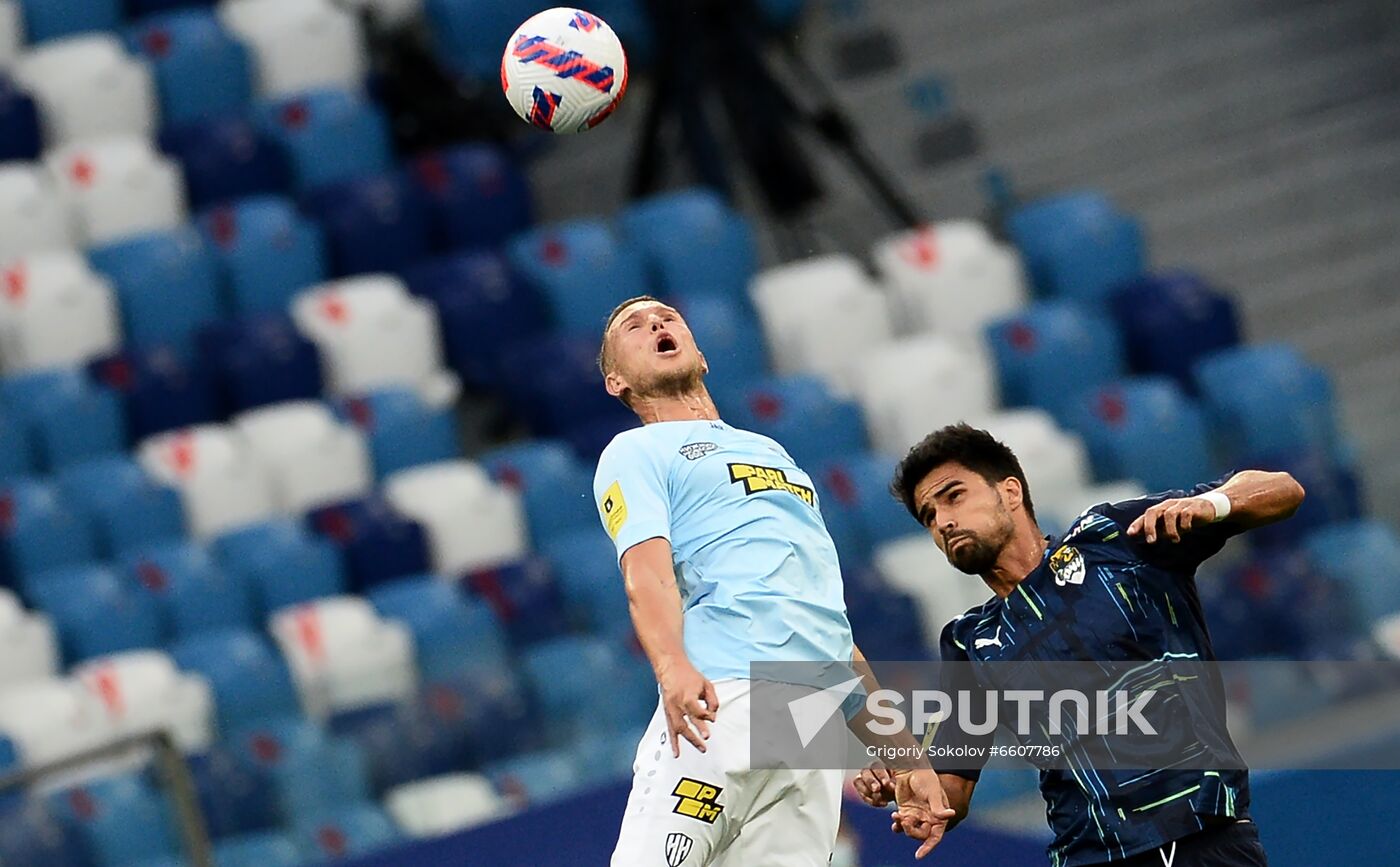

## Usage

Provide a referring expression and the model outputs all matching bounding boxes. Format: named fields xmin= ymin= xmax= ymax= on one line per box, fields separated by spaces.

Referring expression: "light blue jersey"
xmin=593 ymin=418 xmax=854 ymax=681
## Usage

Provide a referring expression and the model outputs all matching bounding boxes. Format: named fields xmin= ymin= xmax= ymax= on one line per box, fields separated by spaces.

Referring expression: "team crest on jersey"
xmin=601 ymin=480 xmax=628 ymax=539
xmin=665 ymin=832 xmax=694 ymax=865
xmin=728 ymin=463 xmax=815 ymax=506
xmin=679 ymin=442 xmax=718 ymax=461
xmin=1050 ymin=545 xmax=1086 ymax=586
xmin=671 ymin=778 xmax=724 ymax=824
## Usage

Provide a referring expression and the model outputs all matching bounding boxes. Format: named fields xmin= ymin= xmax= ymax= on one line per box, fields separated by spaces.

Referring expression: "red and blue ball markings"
xmin=528 ymin=87 xmax=563 ymax=130
xmin=512 ymin=34 xmax=617 ymax=93
xmin=568 ymin=11 xmax=600 ymax=32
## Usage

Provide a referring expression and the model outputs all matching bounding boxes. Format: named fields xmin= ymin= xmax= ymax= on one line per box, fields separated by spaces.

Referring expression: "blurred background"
xmin=0 ymin=0 xmax=1397 ymax=865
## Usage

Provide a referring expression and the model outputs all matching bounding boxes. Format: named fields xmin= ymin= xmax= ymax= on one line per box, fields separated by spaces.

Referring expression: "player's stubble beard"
xmin=946 ymin=501 xmax=1015 ymax=576
xmin=633 ymin=356 xmax=706 ymax=403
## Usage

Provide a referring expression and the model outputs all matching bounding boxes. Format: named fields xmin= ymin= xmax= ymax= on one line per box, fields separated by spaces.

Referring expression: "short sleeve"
xmin=1094 ymin=474 xmax=1243 ymax=571
xmin=593 ymin=436 xmax=673 ymax=564
xmin=929 ymin=619 xmax=993 ymax=782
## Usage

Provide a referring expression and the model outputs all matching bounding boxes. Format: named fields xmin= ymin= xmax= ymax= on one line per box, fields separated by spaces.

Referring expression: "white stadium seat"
xmin=0 ymin=163 xmax=76 ymax=262
xmin=138 ymin=425 xmax=279 ymax=539
xmin=74 ymin=650 xmax=215 ymax=753
xmin=270 ymin=596 xmax=416 ymax=719
xmin=45 ymin=136 xmax=186 ymax=247
xmin=874 ymin=534 xmax=992 ymax=642
xmin=0 ymin=0 xmax=21 ymax=68
xmin=749 ymin=254 xmax=893 ymax=396
xmin=220 ymin=0 xmax=367 ymax=98
xmin=0 ymin=251 xmax=122 ymax=374
xmin=0 ymin=588 xmax=60 ymax=689
xmin=973 ymin=409 xmax=1094 ymax=528
xmin=854 ymin=333 xmax=999 ymax=456
xmin=14 ymin=35 xmax=158 ymax=145
xmin=383 ymin=460 xmax=528 ymax=576
xmin=233 ymin=401 xmax=373 ymax=514
xmin=0 ymin=678 xmax=122 ymax=789
xmin=873 ymin=221 xmax=1029 ymax=336
xmin=336 ymin=0 xmax=422 ymax=28
xmin=385 ymin=773 xmax=507 ymax=838
xmin=291 ymin=275 xmax=459 ymax=405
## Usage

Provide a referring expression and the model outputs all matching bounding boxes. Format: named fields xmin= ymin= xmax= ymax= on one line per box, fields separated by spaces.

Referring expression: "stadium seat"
xmin=0 ymin=252 xmax=122 ymax=375
xmin=137 ymin=425 xmax=279 ymax=539
xmin=131 ymin=0 xmax=221 ymax=15
xmin=0 ymin=797 xmax=92 ymax=867
xmin=716 ymin=374 xmax=867 ymax=472
xmin=1305 ymin=521 xmax=1400 ymax=623
xmin=506 ymin=219 xmax=647 ymax=337
xmin=1193 ymin=344 xmax=1341 ymax=464
xmin=383 ymin=460 xmax=529 ymax=576
xmin=1246 ymin=449 xmax=1363 ymax=551
xmin=268 ymin=732 xmax=373 ymax=822
xmin=127 ymin=10 xmax=252 ymax=126
xmin=986 ymin=301 xmax=1127 ymax=423
xmin=385 ymin=773 xmax=504 ymax=838
xmin=673 ymin=292 xmax=768 ymax=393
xmin=521 ymin=636 xmax=655 ymax=734
xmin=199 ymin=197 xmax=326 ymax=314
xmin=290 ymin=275 xmax=459 ymax=405
xmin=480 ymin=439 xmax=595 ymax=544
xmin=0 ymin=2 xmax=20 ymax=68
xmin=57 ymin=457 xmax=185 ymax=557
xmin=853 ymin=333 xmax=999 ymax=457
xmin=0 ymin=678 xmax=117 ymax=780
xmin=303 ymin=170 xmax=433 ymax=277
xmin=1006 ymin=191 xmax=1147 ymax=301
xmin=28 ymin=564 xmax=165 ymax=661
xmin=255 ymin=88 xmax=392 ymax=193
xmin=0 ymin=368 xmax=126 ymax=471
xmin=462 ymin=556 xmax=571 ymax=648
xmin=574 ymin=725 xmax=647 ymax=786
xmin=874 ymin=533 xmax=994 ymax=643
xmin=73 ymin=649 xmax=214 ymax=752
xmin=424 ymin=0 xmax=532 ymax=80
xmin=367 ymin=577 xmax=509 ymax=683
xmin=338 ymin=388 xmax=461 ymax=479
xmin=308 ymin=496 xmax=431 ymax=591
xmin=233 ymin=401 xmax=373 ymax=514
xmin=409 ymin=145 xmax=533 ymax=252
xmin=200 ymin=314 xmax=325 ymax=415
xmin=169 ymin=628 xmax=300 ymax=731
xmin=0 ymin=477 xmax=97 ymax=587
xmin=1063 ymin=377 xmax=1214 ymax=493
xmin=48 ymin=773 xmax=180 ymax=867
xmin=872 ymin=220 xmax=1030 ymax=336
xmin=538 ymin=529 xmax=633 ymax=640
xmin=843 ymin=565 xmax=932 ymax=660
xmin=813 ymin=451 xmax=915 ymax=559
xmin=338 ymin=0 xmax=423 ymax=28
xmin=619 ymin=188 xmax=758 ymax=303
xmin=269 ymin=596 xmax=416 ymax=719
xmin=1110 ymin=270 xmax=1241 ymax=390
xmin=188 ymin=749 xmax=274 ymax=837
xmin=0 ymin=75 xmax=40 ymax=162
xmin=0 ymin=410 xmax=30 ymax=482
xmin=404 ymin=251 xmax=549 ymax=388
xmin=220 ymin=0 xmax=367 ymax=98
xmin=974 ymin=409 xmax=1096 ymax=528
xmin=160 ymin=116 xmax=292 ymax=210
xmin=89 ymin=344 xmax=220 ymax=441
xmin=291 ymin=802 xmax=400 ymax=862
xmin=750 ymin=254 xmax=893 ymax=396
xmin=45 ymin=137 xmax=186 ymax=247
xmin=15 ymin=35 xmax=157 ymax=145
xmin=13 ymin=0 xmax=121 ymax=43
xmin=0 ymin=587 xmax=59 ymax=687
xmin=485 ymin=748 xmax=584 ymax=809
xmin=214 ymin=831 xmax=303 ymax=867
xmin=120 ymin=539 xmax=255 ymax=638
xmin=212 ymin=518 xmax=346 ymax=614
xmin=0 ymin=163 xmax=75 ymax=262
xmin=90 ymin=227 xmax=223 ymax=358
xmin=1202 ymin=550 xmax=1353 ymax=660
xmin=495 ymin=334 xmax=635 ymax=441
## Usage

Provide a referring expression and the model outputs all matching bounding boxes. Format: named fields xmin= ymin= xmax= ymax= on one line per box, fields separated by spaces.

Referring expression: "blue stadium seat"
xmin=49 ymin=773 xmax=179 ymax=867
xmin=214 ymin=831 xmax=302 ymax=867
xmin=303 ymin=171 xmax=433 ymax=277
xmin=159 ymin=115 xmax=292 ymax=209
xmin=844 ymin=565 xmax=932 ymax=660
xmin=496 ymin=335 xmax=637 ymax=440
xmin=506 ymin=220 xmax=648 ymax=337
xmin=27 ymin=564 xmax=164 ymax=661
xmin=424 ymin=0 xmax=534 ymax=80
xmin=199 ymin=314 xmax=325 ymax=415
xmin=484 ymin=748 xmax=584 ymax=808
xmin=674 ymin=293 xmax=768 ymax=393
xmin=120 ymin=540 xmax=255 ymax=638
xmin=0 ymin=797 xmax=92 ymax=867
xmin=986 ymin=301 xmax=1127 ymax=423
xmin=1193 ymin=344 xmax=1340 ymax=463
xmin=1006 ymin=191 xmax=1147 ymax=301
xmin=1304 ymin=521 xmax=1400 ymax=623
xmin=0 ymin=76 xmax=41 ymax=162
xmin=463 ymin=557 xmax=571 ymax=649
xmin=619 ymin=188 xmax=759 ymax=304
xmin=337 ymin=389 xmax=460 ymax=479
xmin=409 ymin=144 xmax=533 ymax=251
xmin=277 ymin=737 xmax=373 ymax=824
xmin=1064 ymin=378 xmax=1214 ymax=492
xmin=0 ymin=477 xmax=98 ymax=588
xmin=291 ymin=803 xmax=400 ymax=863
xmin=308 ymin=497 xmax=431 ymax=592
xmin=212 ymin=519 xmax=347 ymax=616
xmin=131 ymin=0 xmax=218 ymax=14
xmin=403 ymin=251 xmax=549 ymax=388
xmin=1246 ymin=449 xmax=1362 ymax=551
xmin=715 ymin=374 xmax=867 ymax=472
xmin=368 ymin=576 xmax=510 ymax=682
xmin=256 ymin=89 xmax=394 ymax=194
xmin=1202 ymin=550 xmax=1354 ymax=660
xmin=538 ymin=529 xmax=633 ymax=640
xmin=480 ymin=439 xmax=595 ymax=544
xmin=89 ymin=345 xmax=220 ymax=440
xmin=814 ymin=452 xmax=913 ymax=556
xmin=16 ymin=0 xmax=121 ymax=42
xmin=0 ymin=369 xmax=126 ymax=471
xmin=89 ymin=227 xmax=225 ymax=358
xmin=187 ymin=748 xmax=280 ymax=840
xmin=56 ymin=457 xmax=185 ymax=557
xmin=199 ymin=197 xmax=328 ymax=315
xmin=170 ymin=629 xmax=301 ymax=731
xmin=127 ymin=10 xmax=253 ymax=125
xmin=521 ymin=636 xmax=655 ymax=733
xmin=1110 ymin=270 xmax=1241 ymax=391
xmin=0 ymin=409 xmax=35 ymax=482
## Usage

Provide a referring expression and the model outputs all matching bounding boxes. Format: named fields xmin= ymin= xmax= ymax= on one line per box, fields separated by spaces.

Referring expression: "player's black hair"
xmin=597 ymin=294 xmax=666 ymax=378
xmin=890 ymin=423 xmax=1037 ymax=523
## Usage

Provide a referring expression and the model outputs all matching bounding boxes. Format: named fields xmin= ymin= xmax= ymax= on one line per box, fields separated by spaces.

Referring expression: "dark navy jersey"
xmin=935 ymin=478 xmax=1250 ymax=866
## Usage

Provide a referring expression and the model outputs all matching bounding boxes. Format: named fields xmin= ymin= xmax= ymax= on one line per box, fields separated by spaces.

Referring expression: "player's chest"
xmin=670 ymin=435 xmax=818 ymax=511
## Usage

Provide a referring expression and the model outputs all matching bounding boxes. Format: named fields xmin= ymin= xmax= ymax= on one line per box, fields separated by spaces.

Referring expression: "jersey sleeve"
xmin=593 ymin=436 xmax=673 ymax=564
xmin=1095 ymin=474 xmax=1243 ymax=571
xmin=929 ymin=618 xmax=993 ymax=781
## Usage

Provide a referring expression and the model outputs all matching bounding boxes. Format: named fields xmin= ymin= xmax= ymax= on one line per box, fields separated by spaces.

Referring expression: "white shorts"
xmin=611 ymin=678 xmax=843 ymax=867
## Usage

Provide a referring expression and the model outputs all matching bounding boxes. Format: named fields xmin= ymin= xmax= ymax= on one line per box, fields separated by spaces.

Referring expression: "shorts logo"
xmin=679 ymin=442 xmax=718 ymax=461
xmin=601 ymin=481 xmax=628 ymax=539
xmin=1050 ymin=545 xmax=1086 ymax=586
xmin=665 ymin=832 xmax=694 ymax=865
xmin=728 ymin=463 xmax=815 ymax=506
xmin=671 ymin=778 xmax=723 ymax=824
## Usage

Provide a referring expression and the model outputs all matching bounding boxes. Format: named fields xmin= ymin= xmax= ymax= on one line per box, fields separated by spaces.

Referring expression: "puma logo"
xmin=974 ymin=626 xmax=1003 ymax=650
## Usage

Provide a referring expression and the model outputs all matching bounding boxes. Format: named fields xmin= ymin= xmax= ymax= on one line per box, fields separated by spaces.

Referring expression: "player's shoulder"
xmin=943 ymin=598 xmax=998 ymax=647
xmin=1057 ymin=508 xmax=1129 ymax=545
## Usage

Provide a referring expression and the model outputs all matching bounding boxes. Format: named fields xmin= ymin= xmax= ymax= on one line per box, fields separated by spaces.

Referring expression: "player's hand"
xmin=891 ymin=769 xmax=958 ymax=859
xmin=657 ymin=660 xmax=719 ymax=758
xmin=854 ymin=765 xmax=897 ymax=808
xmin=1127 ymin=496 xmax=1218 ymax=544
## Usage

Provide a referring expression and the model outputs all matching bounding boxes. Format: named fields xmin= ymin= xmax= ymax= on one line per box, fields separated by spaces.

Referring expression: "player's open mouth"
xmin=655 ymin=335 xmax=679 ymax=356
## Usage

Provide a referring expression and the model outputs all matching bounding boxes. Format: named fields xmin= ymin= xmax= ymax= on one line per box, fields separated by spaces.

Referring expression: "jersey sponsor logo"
xmin=679 ymin=442 xmax=718 ymax=461
xmin=671 ymin=778 xmax=724 ymax=824
xmin=1050 ymin=545 xmax=1086 ymax=586
xmin=665 ymin=832 xmax=694 ymax=865
xmin=601 ymin=480 xmax=628 ymax=539
xmin=728 ymin=463 xmax=815 ymax=506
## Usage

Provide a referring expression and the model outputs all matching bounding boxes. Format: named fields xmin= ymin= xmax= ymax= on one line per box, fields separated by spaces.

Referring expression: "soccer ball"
xmin=501 ymin=8 xmax=630 ymax=134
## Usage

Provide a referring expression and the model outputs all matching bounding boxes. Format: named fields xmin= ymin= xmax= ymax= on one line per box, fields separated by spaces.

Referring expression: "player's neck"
xmin=632 ymin=388 xmax=721 ymax=424
xmin=982 ymin=524 xmax=1048 ymax=599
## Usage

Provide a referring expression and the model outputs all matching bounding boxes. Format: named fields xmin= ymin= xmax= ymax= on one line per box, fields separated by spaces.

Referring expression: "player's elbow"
xmin=1276 ymin=471 xmax=1306 ymax=517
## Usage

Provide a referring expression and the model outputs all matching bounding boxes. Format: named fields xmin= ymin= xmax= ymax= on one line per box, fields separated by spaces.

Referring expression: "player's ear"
xmin=1000 ymin=476 xmax=1025 ymax=513
xmin=698 ymin=349 xmax=709 ymax=375
xmin=604 ymin=368 xmax=630 ymax=400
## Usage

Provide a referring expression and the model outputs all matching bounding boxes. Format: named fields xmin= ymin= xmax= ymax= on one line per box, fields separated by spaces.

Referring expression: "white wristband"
xmin=1197 ymin=491 xmax=1231 ymax=523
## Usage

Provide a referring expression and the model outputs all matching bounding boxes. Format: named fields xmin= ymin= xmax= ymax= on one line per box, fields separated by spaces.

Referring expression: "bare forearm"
xmin=850 ymin=644 xmax=934 ymax=771
xmin=1216 ymin=470 xmax=1306 ymax=528
xmin=623 ymin=553 xmax=688 ymax=676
